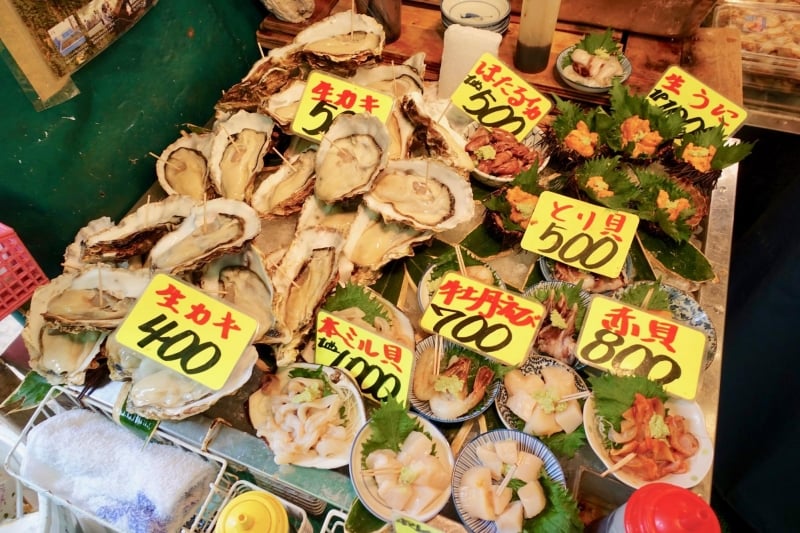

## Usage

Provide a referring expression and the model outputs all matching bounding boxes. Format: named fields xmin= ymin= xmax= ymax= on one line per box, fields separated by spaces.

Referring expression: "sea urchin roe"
xmin=586 ymin=175 xmax=614 ymax=198
xmin=505 ymin=186 xmax=539 ymax=228
xmin=620 ymin=116 xmax=663 ymax=157
xmin=564 ymin=120 xmax=599 ymax=157
xmin=656 ymin=189 xmax=691 ymax=221
xmin=682 ymin=142 xmax=717 ymax=173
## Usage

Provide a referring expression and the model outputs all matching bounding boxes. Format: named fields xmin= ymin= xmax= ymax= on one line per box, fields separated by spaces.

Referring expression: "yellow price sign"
xmin=451 ymin=52 xmax=552 ymax=140
xmin=315 ymin=310 xmax=414 ymax=405
xmin=521 ymin=191 xmax=639 ymax=279
xmin=419 ymin=272 xmax=545 ymax=367
xmin=576 ymin=295 xmax=706 ymax=400
xmin=394 ymin=516 xmax=444 ymax=533
xmin=114 ymin=274 xmax=258 ymax=391
xmin=291 ymin=70 xmax=394 ymax=142
xmin=647 ymin=65 xmax=747 ymax=136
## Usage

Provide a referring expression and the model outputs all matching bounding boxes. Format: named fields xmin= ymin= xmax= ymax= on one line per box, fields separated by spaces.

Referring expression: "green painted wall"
xmin=0 ymin=0 xmax=266 ymax=278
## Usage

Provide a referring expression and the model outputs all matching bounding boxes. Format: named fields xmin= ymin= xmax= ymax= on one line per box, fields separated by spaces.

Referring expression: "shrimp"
xmin=429 ymin=357 xmax=495 ymax=419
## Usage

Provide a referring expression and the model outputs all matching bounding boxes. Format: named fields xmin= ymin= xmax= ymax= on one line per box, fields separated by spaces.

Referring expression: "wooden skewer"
xmin=97 ymin=267 xmax=104 ymax=308
xmin=641 ymin=287 xmax=655 ymax=311
xmin=363 ymin=467 xmax=403 ymax=476
xmin=219 ymin=125 xmax=244 ymax=154
xmin=450 ymin=418 xmax=475 ymax=455
xmin=558 ymin=390 xmax=593 ymax=403
xmin=455 ymin=245 xmax=467 ymax=276
xmin=601 ymin=452 xmax=637 ymax=478
xmin=433 ymin=335 xmax=443 ymax=377
xmin=272 ymin=147 xmax=296 ymax=171
xmin=478 ymin=413 xmax=488 ymax=434
xmin=148 ymin=151 xmax=186 ymax=171
xmin=496 ymin=460 xmax=519 ymax=496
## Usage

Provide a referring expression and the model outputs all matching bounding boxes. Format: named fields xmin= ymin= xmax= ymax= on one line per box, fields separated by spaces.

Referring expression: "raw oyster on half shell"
xmin=263 ymin=0 xmax=314 ymax=23
xmin=148 ymin=198 xmax=261 ymax=274
xmin=363 ymin=158 xmax=475 ymax=231
xmin=209 ymin=110 xmax=275 ymax=202
xmin=296 ymin=195 xmax=359 ymax=235
xmin=264 ymin=79 xmax=306 ymax=127
xmin=156 ymin=131 xmax=215 ymax=201
xmin=251 ymin=149 xmax=316 ymax=218
xmin=293 ymin=12 xmax=385 ymax=74
xmin=315 ymin=113 xmax=390 ymax=203
xmin=216 ymin=56 xmax=300 ymax=114
xmin=126 ymin=346 xmax=258 ymax=421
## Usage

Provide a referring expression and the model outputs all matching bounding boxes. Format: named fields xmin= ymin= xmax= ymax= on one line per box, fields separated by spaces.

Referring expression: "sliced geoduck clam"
xmin=315 ymin=113 xmax=390 ymax=203
xmin=23 ymin=277 xmax=107 ymax=386
xmin=81 ymin=195 xmax=196 ymax=264
xmin=294 ymin=12 xmax=385 ymax=74
xmin=199 ymin=248 xmax=278 ymax=344
xmin=270 ymin=227 xmax=345 ymax=366
xmin=340 ymin=205 xmax=432 ymax=285
xmin=38 ymin=265 xmax=151 ymax=333
xmin=251 ymin=149 xmax=316 ymax=218
xmin=126 ymin=346 xmax=258 ymax=421
xmin=148 ymin=198 xmax=261 ymax=274
xmin=363 ymin=158 xmax=475 ymax=232
xmin=156 ymin=131 xmax=215 ymax=201
xmin=209 ymin=110 xmax=275 ymax=202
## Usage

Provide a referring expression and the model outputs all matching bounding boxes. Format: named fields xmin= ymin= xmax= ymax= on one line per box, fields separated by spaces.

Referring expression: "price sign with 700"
xmin=114 ymin=274 xmax=258 ymax=390
xmin=521 ymin=191 xmax=639 ymax=279
xmin=419 ymin=272 xmax=545 ymax=367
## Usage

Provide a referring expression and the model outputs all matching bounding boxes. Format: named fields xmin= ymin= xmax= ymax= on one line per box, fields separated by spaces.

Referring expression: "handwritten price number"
xmin=580 ymin=328 xmax=682 ymax=385
xmin=302 ymin=101 xmax=354 ymax=137
xmin=427 ymin=303 xmax=512 ymax=353
xmin=537 ymin=221 xmax=619 ymax=271
xmin=135 ymin=314 xmax=221 ymax=375
xmin=322 ymin=341 xmax=403 ymax=401
xmin=461 ymin=87 xmax=526 ymax=135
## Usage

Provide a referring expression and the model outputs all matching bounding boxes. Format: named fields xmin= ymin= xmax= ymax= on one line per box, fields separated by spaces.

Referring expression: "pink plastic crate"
xmin=0 ymin=223 xmax=48 ymax=320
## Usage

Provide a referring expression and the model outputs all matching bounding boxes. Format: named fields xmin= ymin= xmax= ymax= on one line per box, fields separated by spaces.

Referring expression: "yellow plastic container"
xmin=214 ymin=490 xmax=290 ymax=533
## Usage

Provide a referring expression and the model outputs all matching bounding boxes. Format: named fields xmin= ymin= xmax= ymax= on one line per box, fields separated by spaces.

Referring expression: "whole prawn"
xmin=429 ymin=357 xmax=495 ymax=420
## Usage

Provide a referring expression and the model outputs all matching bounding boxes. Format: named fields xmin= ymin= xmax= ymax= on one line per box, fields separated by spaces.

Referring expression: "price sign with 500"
xmin=521 ymin=191 xmax=639 ymax=279
xmin=114 ymin=274 xmax=258 ymax=390
xmin=419 ymin=272 xmax=545 ymax=367
xmin=576 ymin=295 xmax=706 ymax=400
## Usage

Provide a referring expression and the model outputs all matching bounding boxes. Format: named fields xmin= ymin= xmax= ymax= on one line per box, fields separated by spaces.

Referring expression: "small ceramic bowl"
xmin=555 ymin=46 xmax=632 ymax=94
xmin=441 ymin=0 xmax=511 ymax=33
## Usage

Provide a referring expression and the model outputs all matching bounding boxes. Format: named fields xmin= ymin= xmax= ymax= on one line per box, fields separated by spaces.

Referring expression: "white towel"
xmin=20 ymin=409 xmax=217 ymax=533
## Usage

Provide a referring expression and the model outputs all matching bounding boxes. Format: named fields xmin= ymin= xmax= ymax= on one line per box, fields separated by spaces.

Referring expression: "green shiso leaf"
xmin=589 ymin=373 xmax=668 ymax=432
xmin=552 ymin=96 xmax=609 ymax=143
xmin=575 ymin=156 xmax=640 ymax=210
xmin=637 ymin=231 xmax=716 ymax=283
xmin=576 ymin=28 xmax=620 ymax=57
xmin=523 ymin=472 xmax=584 ymax=533
xmin=528 ymin=282 xmax=588 ymax=330
xmin=322 ymin=282 xmax=389 ymax=327
xmin=677 ymin=124 xmax=755 ymax=170
xmin=607 ymin=79 xmax=685 ymax=153
xmin=617 ymin=281 xmax=671 ymax=312
xmin=361 ymin=396 xmax=423 ymax=463
xmin=634 ymin=168 xmax=695 ymax=242
xmin=287 ymin=365 xmax=335 ymax=396
xmin=539 ymin=426 xmax=588 ymax=459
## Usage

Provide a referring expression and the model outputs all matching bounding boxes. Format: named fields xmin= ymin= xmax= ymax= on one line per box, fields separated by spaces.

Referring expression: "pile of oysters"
xmin=22 ymin=12 xmax=479 ymax=421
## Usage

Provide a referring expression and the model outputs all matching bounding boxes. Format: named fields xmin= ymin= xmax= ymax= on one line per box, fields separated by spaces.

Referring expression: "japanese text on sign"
xmin=647 ymin=66 xmax=747 ymax=136
xmin=114 ymin=274 xmax=257 ymax=391
xmin=450 ymin=52 xmax=552 ymax=140
xmin=521 ymin=191 xmax=639 ymax=279
xmin=420 ymin=272 xmax=545 ymax=366
xmin=315 ymin=310 xmax=414 ymax=405
xmin=291 ymin=70 xmax=394 ymax=142
xmin=576 ymin=295 xmax=706 ymax=399
xmin=395 ymin=517 xmax=444 ymax=533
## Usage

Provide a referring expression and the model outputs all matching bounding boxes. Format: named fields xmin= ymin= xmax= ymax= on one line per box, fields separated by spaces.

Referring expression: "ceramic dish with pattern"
xmin=349 ymin=412 xmax=453 ymax=523
xmin=441 ymin=0 xmax=511 ymax=31
xmin=555 ymin=46 xmax=632 ymax=94
xmin=538 ymin=255 xmax=634 ymax=294
xmin=524 ymin=281 xmax=593 ymax=367
xmin=613 ymin=281 xmax=718 ymax=369
xmin=417 ymin=249 xmax=505 ymax=311
xmin=583 ymin=395 xmax=714 ymax=489
xmin=451 ymin=428 xmax=566 ymax=532
xmin=463 ymin=122 xmax=550 ymax=188
xmin=410 ymin=335 xmax=501 ymax=424
xmin=495 ymin=354 xmax=588 ymax=438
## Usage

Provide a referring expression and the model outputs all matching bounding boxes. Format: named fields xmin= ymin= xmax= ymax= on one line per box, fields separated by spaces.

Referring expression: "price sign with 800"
xmin=521 ymin=191 xmax=639 ymax=279
xmin=114 ymin=274 xmax=258 ymax=391
xmin=419 ymin=272 xmax=545 ymax=367
xmin=576 ymin=295 xmax=706 ymax=399
xmin=450 ymin=52 xmax=552 ymax=140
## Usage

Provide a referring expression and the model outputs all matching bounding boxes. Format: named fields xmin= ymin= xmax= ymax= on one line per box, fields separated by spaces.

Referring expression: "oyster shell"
xmin=251 ymin=215 xmax=299 ymax=275
xmin=270 ymin=226 xmax=345 ymax=366
xmin=63 ymin=216 xmax=114 ymax=272
xmin=315 ymin=113 xmax=390 ymax=203
xmin=39 ymin=266 xmax=152 ymax=332
xmin=103 ymin=332 xmax=143 ymax=381
xmin=264 ymin=79 xmax=306 ymax=126
xmin=148 ymin=198 xmax=261 ymax=274
xmin=251 ymin=149 xmax=316 ymax=218
xmin=81 ymin=195 xmax=196 ymax=264
xmin=340 ymin=205 xmax=432 ymax=284
xmin=399 ymin=91 xmax=474 ymax=174
xmin=23 ymin=277 xmax=107 ymax=386
xmin=126 ymin=346 xmax=258 ymax=420
xmin=209 ymin=110 xmax=275 ymax=202
xmin=263 ymin=0 xmax=314 ymax=23
xmin=363 ymin=158 xmax=475 ymax=231
xmin=294 ymin=12 xmax=385 ymax=74
xmin=216 ymin=56 xmax=300 ymax=114
xmin=296 ymin=195 xmax=359 ymax=234
xmin=200 ymin=248 xmax=278 ymax=344
xmin=156 ymin=131 xmax=215 ymax=201
xmin=349 ymin=53 xmax=426 ymax=98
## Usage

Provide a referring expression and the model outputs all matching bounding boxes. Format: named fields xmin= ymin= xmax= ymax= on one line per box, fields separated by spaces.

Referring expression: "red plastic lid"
xmin=624 ymin=483 xmax=721 ymax=533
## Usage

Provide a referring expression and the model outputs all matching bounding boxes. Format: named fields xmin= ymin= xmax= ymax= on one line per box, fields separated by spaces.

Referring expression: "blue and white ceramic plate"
xmin=441 ymin=0 xmax=510 ymax=28
xmin=451 ymin=429 xmax=565 ymax=532
xmin=613 ymin=281 xmax=718 ymax=369
xmin=409 ymin=336 xmax=500 ymax=424
xmin=495 ymin=354 xmax=588 ymax=434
